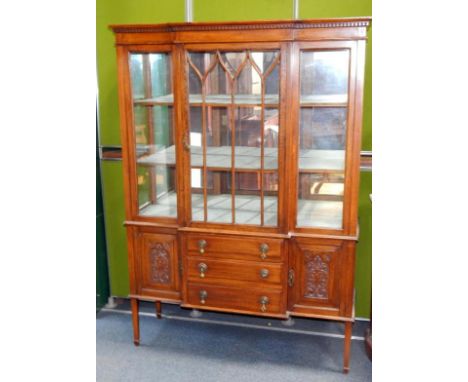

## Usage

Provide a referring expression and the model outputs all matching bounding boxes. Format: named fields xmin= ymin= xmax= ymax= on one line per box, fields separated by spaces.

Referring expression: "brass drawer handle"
xmin=198 ymin=239 xmax=207 ymax=254
xmin=199 ymin=290 xmax=208 ymax=304
xmin=259 ymin=296 xmax=269 ymax=312
xmin=259 ymin=268 xmax=269 ymax=279
xmin=198 ymin=263 xmax=208 ymax=278
xmin=259 ymin=243 xmax=269 ymax=260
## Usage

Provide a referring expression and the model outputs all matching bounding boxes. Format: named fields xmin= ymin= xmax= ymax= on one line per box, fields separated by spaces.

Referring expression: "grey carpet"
xmin=97 ymin=302 xmax=371 ymax=382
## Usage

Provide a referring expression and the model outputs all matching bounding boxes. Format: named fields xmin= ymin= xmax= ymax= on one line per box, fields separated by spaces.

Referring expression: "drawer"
xmin=186 ymin=234 xmax=283 ymax=262
xmin=187 ymin=257 xmax=283 ymax=286
xmin=186 ymin=282 xmax=283 ymax=315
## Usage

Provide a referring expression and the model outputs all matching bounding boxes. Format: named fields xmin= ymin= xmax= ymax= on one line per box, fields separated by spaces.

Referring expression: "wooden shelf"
xmin=137 ymin=145 xmax=345 ymax=172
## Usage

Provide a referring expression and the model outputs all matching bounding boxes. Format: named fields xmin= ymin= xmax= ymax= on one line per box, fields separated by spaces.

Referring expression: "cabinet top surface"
xmin=110 ymin=17 xmax=371 ymax=34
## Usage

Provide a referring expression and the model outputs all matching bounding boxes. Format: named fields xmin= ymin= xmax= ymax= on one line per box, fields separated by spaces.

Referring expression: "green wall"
xmin=96 ymin=130 xmax=110 ymax=310
xmin=97 ymin=0 xmax=372 ymax=317
xmin=97 ymin=0 xmax=185 ymax=145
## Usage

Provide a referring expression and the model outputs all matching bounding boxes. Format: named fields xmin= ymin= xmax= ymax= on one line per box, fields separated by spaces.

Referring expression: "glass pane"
xmin=188 ymin=106 xmax=202 ymax=167
xmin=188 ymin=52 xmax=219 ymax=104
xmin=232 ymin=171 xmax=261 ymax=225
xmin=206 ymin=170 xmax=233 ymax=224
xmin=264 ymin=172 xmax=278 ymax=226
xmin=207 ymin=107 xmax=230 ymax=169
xmin=264 ymin=108 xmax=279 ymax=170
xmin=300 ymin=108 xmax=347 ymax=153
xmin=297 ymin=113 xmax=346 ymax=228
xmin=300 ymin=50 xmax=349 ymax=104
xmin=191 ymin=170 xmax=234 ymax=224
xmin=297 ymin=173 xmax=344 ymax=229
xmin=190 ymin=168 xmax=204 ymax=222
xmin=298 ymin=50 xmax=349 ymax=229
xmin=235 ymin=107 xmax=261 ymax=170
xmin=130 ymin=53 xmax=176 ymax=218
xmin=221 ymin=52 xmax=246 ymax=75
xmin=251 ymin=51 xmax=279 ymax=74
xmin=234 ymin=107 xmax=279 ymax=171
xmin=265 ymin=64 xmax=279 ymax=98
xmin=206 ymin=63 xmax=231 ymax=97
xmin=130 ymin=54 xmax=144 ymax=99
xmin=188 ymin=63 xmax=202 ymax=96
xmin=235 ymin=60 xmax=261 ymax=105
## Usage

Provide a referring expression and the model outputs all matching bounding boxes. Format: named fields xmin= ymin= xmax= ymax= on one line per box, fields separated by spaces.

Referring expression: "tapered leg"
xmin=343 ymin=321 xmax=353 ymax=373
xmin=131 ymin=298 xmax=140 ymax=346
xmin=155 ymin=301 xmax=162 ymax=319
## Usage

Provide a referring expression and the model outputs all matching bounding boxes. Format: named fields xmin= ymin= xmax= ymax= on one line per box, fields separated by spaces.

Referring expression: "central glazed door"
xmin=181 ymin=43 xmax=288 ymax=233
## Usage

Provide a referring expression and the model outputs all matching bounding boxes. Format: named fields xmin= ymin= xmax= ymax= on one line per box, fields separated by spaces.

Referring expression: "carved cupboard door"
xmin=135 ymin=232 xmax=180 ymax=300
xmin=288 ymin=238 xmax=353 ymax=318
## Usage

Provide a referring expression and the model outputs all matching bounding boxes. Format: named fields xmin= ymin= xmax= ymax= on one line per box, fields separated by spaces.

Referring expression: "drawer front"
xmin=187 ymin=257 xmax=283 ymax=286
xmin=186 ymin=234 xmax=283 ymax=262
xmin=187 ymin=282 xmax=283 ymax=315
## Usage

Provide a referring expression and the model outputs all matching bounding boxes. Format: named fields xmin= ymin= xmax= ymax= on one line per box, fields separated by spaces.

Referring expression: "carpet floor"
xmin=97 ymin=301 xmax=371 ymax=382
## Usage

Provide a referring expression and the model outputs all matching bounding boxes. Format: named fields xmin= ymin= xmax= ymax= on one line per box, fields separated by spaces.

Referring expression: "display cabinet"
xmin=112 ymin=17 xmax=370 ymax=373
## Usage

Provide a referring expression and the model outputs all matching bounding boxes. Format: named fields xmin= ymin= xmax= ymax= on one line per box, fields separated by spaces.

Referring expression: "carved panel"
xmin=148 ymin=241 xmax=171 ymax=285
xmin=304 ymin=251 xmax=331 ymax=299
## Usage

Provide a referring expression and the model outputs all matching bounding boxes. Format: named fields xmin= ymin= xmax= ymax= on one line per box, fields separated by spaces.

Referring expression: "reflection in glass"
xmin=234 ymin=107 xmax=279 ymax=171
xmin=131 ymin=53 xmax=172 ymax=102
xmin=300 ymin=108 xmax=347 ymax=151
xmin=235 ymin=60 xmax=261 ymax=103
xmin=300 ymin=50 xmax=349 ymax=104
xmin=221 ymin=52 xmax=246 ymax=74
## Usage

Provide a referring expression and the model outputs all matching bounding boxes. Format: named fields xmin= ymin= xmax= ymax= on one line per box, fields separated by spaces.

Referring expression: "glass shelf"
xmin=129 ymin=193 xmax=344 ymax=229
xmin=133 ymin=94 xmax=279 ymax=106
xmin=189 ymin=94 xmax=278 ymax=105
xmin=297 ymin=199 xmax=343 ymax=229
xmin=134 ymin=94 xmax=174 ymax=105
xmin=137 ymin=145 xmax=344 ymax=172
xmin=300 ymin=94 xmax=347 ymax=107
xmin=134 ymin=93 xmax=347 ymax=107
xmin=191 ymin=194 xmax=277 ymax=226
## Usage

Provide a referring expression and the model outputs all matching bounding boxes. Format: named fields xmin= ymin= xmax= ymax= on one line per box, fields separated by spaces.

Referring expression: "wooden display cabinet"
xmin=112 ymin=17 xmax=370 ymax=373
